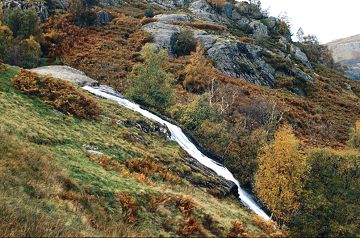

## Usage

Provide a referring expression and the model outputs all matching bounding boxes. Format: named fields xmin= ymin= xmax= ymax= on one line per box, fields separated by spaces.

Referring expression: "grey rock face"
xmin=142 ymin=22 xmax=181 ymax=54
xmin=189 ymin=0 xmax=219 ymax=23
xmin=30 ymin=66 xmax=99 ymax=86
xmin=223 ymin=2 xmax=233 ymax=18
xmin=347 ymin=63 xmax=360 ymax=80
xmin=155 ymin=13 xmax=192 ymax=24
xmin=290 ymin=45 xmax=312 ymax=68
xmin=2 ymin=0 xmax=49 ymax=22
xmin=94 ymin=10 xmax=113 ymax=25
xmin=207 ymin=41 xmax=276 ymax=86
xmin=263 ymin=16 xmax=277 ymax=30
xmin=235 ymin=1 xmax=263 ymax=19
xmin=249 ymin=20 xmax=268 ymax=39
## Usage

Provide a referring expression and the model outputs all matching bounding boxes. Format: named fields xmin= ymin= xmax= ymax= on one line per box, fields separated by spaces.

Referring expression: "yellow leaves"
xmin=255 ymin=125 xmax=307 ymax=221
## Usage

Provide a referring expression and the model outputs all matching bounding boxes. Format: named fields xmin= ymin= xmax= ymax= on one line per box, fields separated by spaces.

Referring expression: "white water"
xmin=83 ymin=85 xmax=270 ymax=221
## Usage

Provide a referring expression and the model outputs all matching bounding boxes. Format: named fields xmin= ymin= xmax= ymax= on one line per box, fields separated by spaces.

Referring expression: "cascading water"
xmin=83 ymin=85 xmax=271 ymax=221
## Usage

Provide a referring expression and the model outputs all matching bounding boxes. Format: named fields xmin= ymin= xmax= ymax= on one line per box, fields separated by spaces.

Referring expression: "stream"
xmin=83 ymin=85 xmax=271 ymax=221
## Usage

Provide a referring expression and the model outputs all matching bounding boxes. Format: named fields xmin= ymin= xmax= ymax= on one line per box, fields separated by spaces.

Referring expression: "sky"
xmin=257 ymin=0 xmax=360 ymax=43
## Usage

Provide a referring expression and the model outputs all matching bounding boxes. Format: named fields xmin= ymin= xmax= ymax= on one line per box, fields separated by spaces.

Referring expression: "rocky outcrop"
xmin=2 ymin=0 xmax=49 ymax=22
xmin=142 ymin=0 xmax=313 ymax=89
xmin=142 ymin=22 xmax=181 ymax=54
xmin=30 ymin=66 xmax=99 ymax=86
xmin=290 ymin=45 xmax=312 ymax=69
xmin=207 ymin=41 xmax=276 ymax=86
xmin=146 ymin=0 xmax=193 ymax=10
xmin=249 ymin=20 xmax=268 ymax=39
xmin=327 ymin=34 xmax=360 ymax=80
xmin=177 ymin=156 xmax=237 ymax=197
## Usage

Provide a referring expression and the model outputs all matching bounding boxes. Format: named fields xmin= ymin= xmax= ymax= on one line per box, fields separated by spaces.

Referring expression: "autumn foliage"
xmin=255 ymin=125 xmax=307 ymax=222
xmin=116 ymin=193 xmax=138 ymax=223
xmin=183 ymin=46 xmax=215 ymax=93
xmin=12 ymin=70 xmax=100 ymax=118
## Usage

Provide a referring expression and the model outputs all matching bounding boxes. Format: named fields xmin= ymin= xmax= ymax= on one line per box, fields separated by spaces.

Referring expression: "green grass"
xmin=0 ymin=66 xmax=280 ymax=237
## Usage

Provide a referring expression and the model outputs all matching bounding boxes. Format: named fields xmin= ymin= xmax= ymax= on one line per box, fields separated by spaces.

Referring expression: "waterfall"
xmin=83 ymin=85 xmax=270 ymax=221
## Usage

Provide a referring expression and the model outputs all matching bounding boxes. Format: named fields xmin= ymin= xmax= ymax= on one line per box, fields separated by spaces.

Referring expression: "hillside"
xmin=0 ymin=65 xmax=282 ymax=237
xmin=0 ymin=0 xmax=360 ymax=237
xmin=327 ymin=34 xmax=360 ymax=80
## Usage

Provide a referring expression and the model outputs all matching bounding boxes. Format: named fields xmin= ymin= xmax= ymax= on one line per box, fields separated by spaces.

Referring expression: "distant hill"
xmin=327 ymin=34 xmax=360 ymax=80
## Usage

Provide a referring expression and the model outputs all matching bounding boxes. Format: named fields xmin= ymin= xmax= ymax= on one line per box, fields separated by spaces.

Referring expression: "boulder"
xmin=290 ymin=44 xmax=312 ymax=69
xmin=142 ymin=22 xmax=181 ymax=54
xmin=30 ymin=66 xmax=99 ymax=86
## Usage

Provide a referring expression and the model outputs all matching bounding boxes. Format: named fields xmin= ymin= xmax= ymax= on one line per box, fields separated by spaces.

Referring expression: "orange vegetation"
xmin=12 ymin=70 xmax=99 ymax=118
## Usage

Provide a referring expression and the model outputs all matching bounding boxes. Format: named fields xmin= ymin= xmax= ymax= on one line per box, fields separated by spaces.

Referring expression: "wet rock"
xmin=179 ymin=157 xmax=236 ymax=197
xmin=123 ymin=119 xmax=171 ymax=140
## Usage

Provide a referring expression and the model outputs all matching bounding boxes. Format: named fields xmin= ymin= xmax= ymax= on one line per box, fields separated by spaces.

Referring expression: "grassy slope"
xmin=0 ymin=66 xmax=278 ymax=237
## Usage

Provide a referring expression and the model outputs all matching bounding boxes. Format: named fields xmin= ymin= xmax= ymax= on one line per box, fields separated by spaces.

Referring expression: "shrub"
xmin=116 ymin=193 xmax=138 ymax=223
xmin=0 ymin=23 xmax=13 ymax=61
xmin=3 ymin=7 xmax=40 ymax=39
xmin=173 ymin=29 xmax=197 ymax=56
xmin=291 ymin=149 xmax=360 ymax=237
xmin=348 ymin=120 xmax=360 ymax=150
xmin=7 ymin=36 xmax=41 ymax=68
xmin=144 ymin=8 xmax=155 ymax=18
xmin=228 ymin=221 xmax=248 ymax=238
xmin=300 ymin=35 xmax=335 ymax=68
xmin=68 ymin=0 xmax=97 ymax=26
xmin=255 ymin=125 xmax=307 ymax=222
xmin=183 ymin=46 xmax=214 ymax=93
xmin=126 ymin=45 xmax=174 ymax=112
xmin=12 ymin=70 xmax=100 ymax=118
